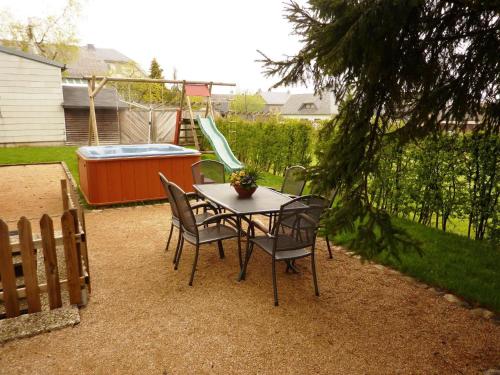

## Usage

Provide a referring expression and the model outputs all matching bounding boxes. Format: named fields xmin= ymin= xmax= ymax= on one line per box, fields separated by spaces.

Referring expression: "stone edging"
xmin=337 ymin=246 xmax=499 ymax=324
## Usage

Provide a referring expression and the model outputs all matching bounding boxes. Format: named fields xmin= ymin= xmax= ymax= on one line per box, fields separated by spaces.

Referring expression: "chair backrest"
xmin=192 ymin=160 xmax=225 ymax=185
xmin=272 ymin=195 xmax=329 ymax=252
xmin=159 ymin=173 xmax=179 ymax=220
xmin=281 ymin=166 xmax=307 ymax=196
xmin=166 ymin=180 xmax=199 ymax=238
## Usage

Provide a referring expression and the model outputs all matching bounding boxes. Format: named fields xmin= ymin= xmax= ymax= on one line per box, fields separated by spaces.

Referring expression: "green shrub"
xmin=216 ymin=116 xmax=316 ymax=175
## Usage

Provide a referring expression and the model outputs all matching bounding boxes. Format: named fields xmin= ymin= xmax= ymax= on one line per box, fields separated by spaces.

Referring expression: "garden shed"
xmin=0 ymin=45 xmax=66 ymax=146
xmin=62 ymin=85 xmax=127 ymax=145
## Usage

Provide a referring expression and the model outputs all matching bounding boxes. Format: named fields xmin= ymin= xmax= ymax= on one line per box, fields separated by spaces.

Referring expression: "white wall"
xmin=282 ymin=114 xmax=334 ymax=122
xmin=0 ymin=52 xmax=66 ymax=145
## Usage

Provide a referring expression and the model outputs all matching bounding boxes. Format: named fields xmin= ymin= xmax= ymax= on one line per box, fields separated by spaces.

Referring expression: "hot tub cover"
xmin=77 ymin=144 xmax=200 ymax=159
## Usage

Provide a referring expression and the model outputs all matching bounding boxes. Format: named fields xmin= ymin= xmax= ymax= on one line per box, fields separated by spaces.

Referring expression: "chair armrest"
xmin=247 ymin=219 xmax=273 ymax=238
xmin=186 ymin=192 xmax=202 ymax=201
xmin=298 ymin=213 xmax=317 ymax=227
xmin=199 ymin=212 xmax=238 ymax=226
xmin=191 ymin=201 xmax=218 ymax=213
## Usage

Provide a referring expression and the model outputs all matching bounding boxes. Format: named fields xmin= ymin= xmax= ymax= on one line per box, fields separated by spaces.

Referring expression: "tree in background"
xmin=230 ymin=93 xmax=266 ymax=113
xmin=0 ymin=0 xmax=81 ymax=64
xmin=149 ymin=58 xmax=163 ymax=79
xmin=260 ymin=1 xmax=499 ymax=258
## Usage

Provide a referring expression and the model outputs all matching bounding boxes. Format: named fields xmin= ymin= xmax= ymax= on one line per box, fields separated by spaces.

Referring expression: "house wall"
xmin=282 ymin=114 xmax=334 ymax=122
xmin=0 ymin=52 xmax=66 ymax=145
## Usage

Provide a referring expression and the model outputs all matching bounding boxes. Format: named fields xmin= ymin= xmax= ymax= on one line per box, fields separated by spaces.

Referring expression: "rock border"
xmin=332 ymin=245 xmax=499 ymax=323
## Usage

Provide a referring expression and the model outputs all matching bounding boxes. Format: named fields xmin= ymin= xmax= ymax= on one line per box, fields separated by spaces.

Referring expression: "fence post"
xmin=40 ymin=214 xmax=62 ymax=309
xmin=0 ymin=220 xmax=20 ymax=318
xmin=17 ymin=217 xmax=42 ymax=313
xmin=69 ymin=208 xmax=91 ymax=294
xmin=61 ymin=212 xmax=82 ymax=305
xmin=61 ymin=179 xmax=69 ymax=211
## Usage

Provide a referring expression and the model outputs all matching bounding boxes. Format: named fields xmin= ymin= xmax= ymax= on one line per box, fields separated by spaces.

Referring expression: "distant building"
xmin=281 ymin=92 xmax=337 ymax=122
xmin=64 ymin=44 xmax=145 ymax=78
xmin=258 ymin=91 xmax=290 ymax=113
xmin=0 ymin=45 xmax=66 ymax=146
xmin=211 ymin=94 xmax=234 ymax=116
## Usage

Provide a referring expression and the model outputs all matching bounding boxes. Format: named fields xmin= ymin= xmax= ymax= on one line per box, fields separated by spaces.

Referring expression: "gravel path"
xmin=0 ymin=204 xmax=498 ymax=374
xmin=0 ymin=164 xmax=66 ymax=230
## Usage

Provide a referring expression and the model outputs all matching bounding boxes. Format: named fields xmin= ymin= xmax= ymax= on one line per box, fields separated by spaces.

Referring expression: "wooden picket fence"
xmin=0 ymin=171 xmax=90 ymax=319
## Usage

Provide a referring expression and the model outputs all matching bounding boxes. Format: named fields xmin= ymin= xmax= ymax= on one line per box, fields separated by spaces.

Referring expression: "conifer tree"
xmin=260 ymin=1 xmax=499 ymax=258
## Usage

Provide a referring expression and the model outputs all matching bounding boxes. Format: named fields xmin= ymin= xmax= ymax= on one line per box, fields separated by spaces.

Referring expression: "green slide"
xmin=196 ymin=115 xmax=244 ymax=172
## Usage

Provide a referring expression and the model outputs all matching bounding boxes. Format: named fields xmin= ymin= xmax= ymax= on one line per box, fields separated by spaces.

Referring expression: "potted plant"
xmin=230 ymin=168 xmax=259 ymax=198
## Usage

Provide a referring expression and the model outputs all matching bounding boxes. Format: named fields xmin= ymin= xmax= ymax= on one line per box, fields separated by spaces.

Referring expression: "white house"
xmin=281 ymin=92 xmax=337 ymax=122
xmin=0 ymin=45 xmax=66 ymax=146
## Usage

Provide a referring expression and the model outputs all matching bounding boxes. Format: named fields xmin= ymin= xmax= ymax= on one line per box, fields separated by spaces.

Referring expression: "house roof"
xmin=62 ymin=85 xmax=128 ymax=109
xmin=0 ymin=44 xmax=65 ymax=68
xmin=65 ymin=44 xmax=134 ymax=76
xmin=259 ymin=91 xmax=290 ymax=106
xmin=281 ymin=93 xmax=337 ymax=115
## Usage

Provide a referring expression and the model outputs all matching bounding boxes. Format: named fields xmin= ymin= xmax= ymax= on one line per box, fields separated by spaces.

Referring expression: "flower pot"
xmin=233 ymin=185 xmax=257 ymax=198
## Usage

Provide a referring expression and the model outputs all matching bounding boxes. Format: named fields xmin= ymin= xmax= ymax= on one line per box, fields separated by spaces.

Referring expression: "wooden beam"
xmin=88 ymin=75 xmax=100 ymax=145
xmin=186 ymin=96 xmax=200 ymax=150
xmin=91 ymin=77 xmax=108 ymax=97
xmin=87 ymin=80 xmax=94 ymax=145
xmin=69 ymin=76 xmax=236 ymax=86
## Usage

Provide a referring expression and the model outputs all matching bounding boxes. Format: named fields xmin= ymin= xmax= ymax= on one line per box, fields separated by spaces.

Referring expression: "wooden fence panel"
xmin=40 ymin=214 xmax=62 ymax=309
xmin=153 ymin=110 xmax=177 ymax=143
xmin=61 ymin=212 xmax=82 ymax=305
xmin=17 ymin=217 xmax=41 ymax=313
xmin=0 ymin=220 xmax=20 ymax=318
xmin=120 ymin=109 xmax=149 ymax=144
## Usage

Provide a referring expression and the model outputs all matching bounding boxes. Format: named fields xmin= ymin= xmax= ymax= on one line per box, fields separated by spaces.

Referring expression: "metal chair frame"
xmin=240 ymin=195 xmax=326 ymax=306
xmin=166 ymin=180 xmax=242 ymax=286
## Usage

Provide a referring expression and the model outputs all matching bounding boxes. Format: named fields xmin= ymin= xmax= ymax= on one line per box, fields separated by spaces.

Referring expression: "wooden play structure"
xmin=0 ymin=163 xmax=90 ymax=319
xmin=80 ymin=76 xmax=235 ymax=148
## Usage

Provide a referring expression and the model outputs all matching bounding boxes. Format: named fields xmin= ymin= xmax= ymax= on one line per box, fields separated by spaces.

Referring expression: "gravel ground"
xmin=0 ymin=164 xmax=66 ymax=230
xmin=0 ymin=203 xmax=498 ymax=374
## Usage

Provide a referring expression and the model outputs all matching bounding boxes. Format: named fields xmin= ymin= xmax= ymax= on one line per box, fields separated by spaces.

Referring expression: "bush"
xmin=216 ymin=116 xmax=316 ymax=175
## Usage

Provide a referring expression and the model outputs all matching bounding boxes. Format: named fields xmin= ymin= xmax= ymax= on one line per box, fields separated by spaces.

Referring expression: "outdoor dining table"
xmin=193 ymin=183 xmax=305 ymax=276
xmin=193 ymin=183 xmax=293 ymax=219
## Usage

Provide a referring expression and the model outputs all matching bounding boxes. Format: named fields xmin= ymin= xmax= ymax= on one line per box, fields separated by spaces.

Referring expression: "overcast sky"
xmin=2 ymin=0 xmax=309 ymax=94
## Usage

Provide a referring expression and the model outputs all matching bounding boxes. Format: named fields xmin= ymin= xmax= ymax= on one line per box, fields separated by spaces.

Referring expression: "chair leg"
xmin=165 ymin=223 xmax=174 ymax=252
xmin=272 ymin=258 xmax=279 ymax=306
xmin=174 ymin=237 xmax=184 ymax=270
xmin=189 ymin=244 xmax=200 ymax=286
xmin=325 ymin=236 xmax=333 ymax=259
xmin=236 ymin=235 xmax=242 ymax=270
xmin=172 ymin=232 xmax=182 ymax=264
xmin=238 ymin=241 xmax=253 ymax=281
xmin=217 ymin=241 xmax=225 ymax=259
xmin=311 ymin=253 xmax=320 ymax=297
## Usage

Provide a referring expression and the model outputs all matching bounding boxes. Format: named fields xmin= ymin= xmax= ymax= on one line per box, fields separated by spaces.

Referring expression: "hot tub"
xmin=77 ymin=144 xmax=201 ymax=205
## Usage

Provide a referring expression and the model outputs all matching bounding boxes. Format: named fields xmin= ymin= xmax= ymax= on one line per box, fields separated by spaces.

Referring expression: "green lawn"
xmin=1 ymin=145 xmax=498 ymax=311
xmin=0 ymin=146 xmax=80 ymax=183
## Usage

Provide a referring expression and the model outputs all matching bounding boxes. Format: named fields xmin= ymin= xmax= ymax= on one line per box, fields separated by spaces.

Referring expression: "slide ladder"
xmin=196 ymin=115 xmax=243 ymax=172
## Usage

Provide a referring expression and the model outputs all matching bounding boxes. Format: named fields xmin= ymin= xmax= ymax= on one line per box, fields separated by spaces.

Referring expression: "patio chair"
xmin=266 ymin=165 xmax=307 ymax=230
xmin=159 ymin=173 xmax=218 ymax=265
xmin=240 ymin=195 xmax=327 ymax=306
xmin=280 ymin=165 xmax=307 ymax=196
xmin=166 ymin=180 xmax=242 ymax=286
xmin=191 ymin=160 xmax=225 ymax=185
xmin=282 ymin=187 xmax=336 ymax=259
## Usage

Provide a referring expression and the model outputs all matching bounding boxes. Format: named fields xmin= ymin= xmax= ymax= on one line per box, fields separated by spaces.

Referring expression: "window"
xmin=300 ymin=103 xmax=316 ymax=110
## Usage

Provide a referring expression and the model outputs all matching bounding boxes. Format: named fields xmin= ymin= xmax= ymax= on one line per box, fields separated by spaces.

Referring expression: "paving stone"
xmin=470 ymin=308 xmax=495 ymax=319
xmin=0 ymin=306 xmax=80 ymax=344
